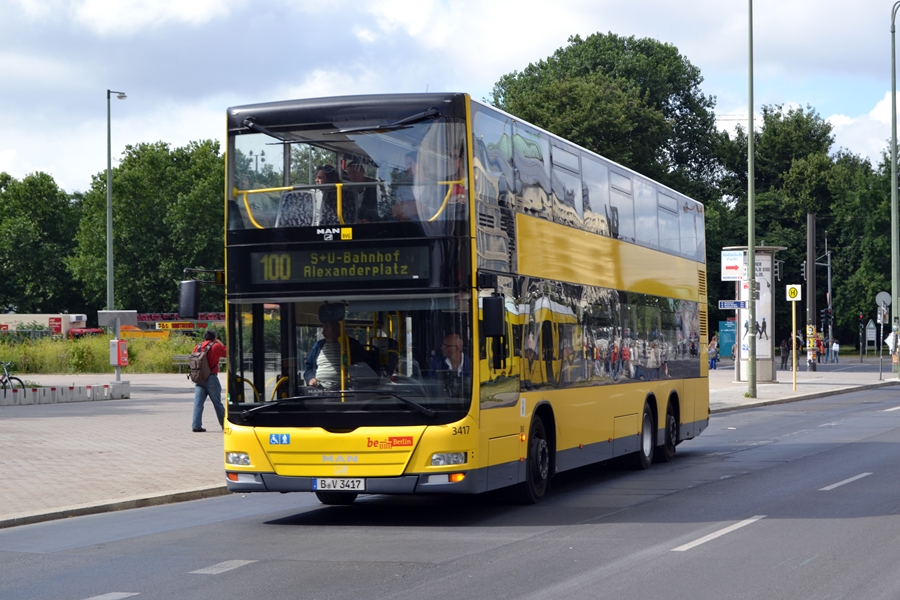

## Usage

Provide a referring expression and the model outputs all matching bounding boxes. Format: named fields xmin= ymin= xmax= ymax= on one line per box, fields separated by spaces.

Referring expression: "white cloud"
xmin=79 ymin=0 xmax=244 ymax=35
xmin=280 ymin=69 xmax=389 ymax=101
xmin=0 ymin=98 xmax=229 ymax=192
xmin=827 ymin=92 xmax=893 ymax=161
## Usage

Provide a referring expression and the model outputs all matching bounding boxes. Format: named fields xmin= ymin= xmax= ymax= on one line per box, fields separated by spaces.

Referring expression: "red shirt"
xmin=197 ymin=340 xmax=227 ymax=374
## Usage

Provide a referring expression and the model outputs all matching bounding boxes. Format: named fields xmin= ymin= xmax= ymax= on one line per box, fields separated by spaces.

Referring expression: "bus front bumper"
xmin=225 ymin=470 xmax=484 ymax=495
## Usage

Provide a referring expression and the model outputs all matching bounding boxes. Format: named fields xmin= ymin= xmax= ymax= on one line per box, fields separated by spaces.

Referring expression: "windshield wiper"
xmin=329 ymin=108 xmax=440 ymax=135
xmin=239 ymin=394 xmax=340 ymax=420
xmin=352 ymin=390 xmax=436 ymax=417
xmin=239 ymin=390 xmax=436 ymax=419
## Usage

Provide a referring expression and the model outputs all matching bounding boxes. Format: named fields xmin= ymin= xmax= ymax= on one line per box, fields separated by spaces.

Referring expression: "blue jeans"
xmin=192 ymin=374 xmax=224 ymax=430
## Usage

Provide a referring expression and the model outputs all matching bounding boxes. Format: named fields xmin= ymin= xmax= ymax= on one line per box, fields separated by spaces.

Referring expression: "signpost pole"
xmin=792 ymin=299 xmax=797 ymax=391
xmin=880 ymin=302 xmax=885 ymax=380
xmin=734 ymin=281 xmax=741 ymax=383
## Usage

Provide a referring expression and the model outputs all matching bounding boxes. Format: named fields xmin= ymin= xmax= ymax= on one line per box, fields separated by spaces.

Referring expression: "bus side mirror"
xmin=482 ymin=296 xmax=504 ymax=338
xmin=179 ymin=280 xmax=201 ymax=320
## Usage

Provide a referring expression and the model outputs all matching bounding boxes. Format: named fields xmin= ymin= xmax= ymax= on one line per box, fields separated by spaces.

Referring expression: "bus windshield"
xmin=228 ymin=293 xmax=472 ymax=428
xmin=229 ymin=118 xmax=468 ymax=232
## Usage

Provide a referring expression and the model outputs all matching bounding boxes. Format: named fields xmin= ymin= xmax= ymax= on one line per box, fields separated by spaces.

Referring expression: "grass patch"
xmin=0 ymin=335 xmax=199 ymax=375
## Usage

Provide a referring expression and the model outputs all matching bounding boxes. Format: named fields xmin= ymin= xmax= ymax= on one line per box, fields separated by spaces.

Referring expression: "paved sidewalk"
xmin=1 ymin=365 xmax=898 ymax=528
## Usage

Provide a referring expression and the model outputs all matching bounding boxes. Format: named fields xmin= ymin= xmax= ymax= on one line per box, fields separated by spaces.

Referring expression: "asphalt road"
xmin=2 ymin=386 xmax=899 ymax=600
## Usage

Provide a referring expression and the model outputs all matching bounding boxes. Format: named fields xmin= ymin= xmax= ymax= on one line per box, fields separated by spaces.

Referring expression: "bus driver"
xmin=303 ymin=320 xmax=368 ymax=389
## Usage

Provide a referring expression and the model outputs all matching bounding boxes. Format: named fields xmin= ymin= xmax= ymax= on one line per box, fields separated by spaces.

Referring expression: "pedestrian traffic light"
xmin=859 ymin=313 xmax=864 ymax=326
xmin=801 ymin=260 xmax=806 ymax=281
xmin=825 ymin=308 xmax=832 ymax=329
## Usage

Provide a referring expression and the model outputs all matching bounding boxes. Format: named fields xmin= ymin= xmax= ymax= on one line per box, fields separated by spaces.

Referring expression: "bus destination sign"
xmin=250 ymin=247 xmax=430 ymax=284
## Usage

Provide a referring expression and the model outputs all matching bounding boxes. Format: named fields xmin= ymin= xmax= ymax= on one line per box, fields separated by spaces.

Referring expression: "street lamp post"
xmin=106 ymin=89 xmax=126 ymax=311
xmin=891 ymin=3 xmax=900 ymax=374
xmin=746 ymin=0 xmax=757 ymax=397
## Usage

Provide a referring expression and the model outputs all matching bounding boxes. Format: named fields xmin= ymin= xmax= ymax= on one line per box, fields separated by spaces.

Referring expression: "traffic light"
xmin=859 ymin=313 xmax=865 ymax=327
xmin=819 ymin=309 xmax=827 ymax=329
xmin=774 ymin=260 xmax=781 ymax=281
xmin=801 ymin=260 xmax=806 ymax=281
xmin=825 ymin=308 xmax=832 ymax=330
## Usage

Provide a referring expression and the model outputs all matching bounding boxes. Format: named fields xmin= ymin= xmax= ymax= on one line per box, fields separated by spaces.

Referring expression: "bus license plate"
xmin=312 ymin=478 xmax=365 ymax=491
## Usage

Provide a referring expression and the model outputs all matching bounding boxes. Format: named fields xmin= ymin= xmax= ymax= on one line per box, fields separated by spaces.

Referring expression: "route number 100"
xmin=259 ymin=254 xmax=291 ymax=281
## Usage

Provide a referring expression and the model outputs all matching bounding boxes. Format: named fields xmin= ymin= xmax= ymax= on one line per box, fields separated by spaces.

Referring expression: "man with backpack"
xmin=191 ymin=329 xmax=226 ymax=432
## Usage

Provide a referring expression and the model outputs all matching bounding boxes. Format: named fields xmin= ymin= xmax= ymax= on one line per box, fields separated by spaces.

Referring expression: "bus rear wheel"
xmin=654 ymin=401 xmax=677 ymax=463
xmin=632 ymin=401 xmax=654 ymax=470
xmin=315 ymin=491 xmax=358 ymax=505
xmin=510 ymin=415 xmax=550 ymax=504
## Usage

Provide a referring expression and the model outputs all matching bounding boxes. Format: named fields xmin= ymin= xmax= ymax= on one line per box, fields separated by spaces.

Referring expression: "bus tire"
xmin=315 ymin=491 xmax=358 ymax=505
xmin=655 ymin=400 xmax=677 ymax=463
xmin=632 ymin=401 xmax=654 ymax=470
xmin=510 ymin=415 xmax=550 ymax=504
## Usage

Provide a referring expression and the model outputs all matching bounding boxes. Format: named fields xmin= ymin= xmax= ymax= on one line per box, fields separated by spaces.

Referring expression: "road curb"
xmin=0 ymin=486 xmax=229 ymax=530
xmin=710 ymin=379 xmax=900 ymax=414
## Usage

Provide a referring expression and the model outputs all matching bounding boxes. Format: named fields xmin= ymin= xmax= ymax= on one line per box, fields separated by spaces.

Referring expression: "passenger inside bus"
xmin=440 ymin=333 xmax=471 ymax=376
xmin=431 ymin=332 xmax=471 ymax=396
xmin=346 ymin=158 xmax=378 ymax=222
xmin=313 ymin=164 xmax=347 ymax=225
xmin=392 ymin=151 xmax=418 ymax=221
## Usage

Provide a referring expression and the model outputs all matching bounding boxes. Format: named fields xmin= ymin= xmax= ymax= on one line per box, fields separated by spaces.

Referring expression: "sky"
xmin=1 ymin=0 xmax=896 ymax=194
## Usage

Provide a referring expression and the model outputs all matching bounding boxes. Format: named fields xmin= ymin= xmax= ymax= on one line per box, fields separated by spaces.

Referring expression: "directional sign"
xmin=718 ymin=300 xmax=747 ymax=310
xmin=721 ymin=250 xmax=744 ymax=281
xmin=786 ymin=284 xmax=802 ymax=302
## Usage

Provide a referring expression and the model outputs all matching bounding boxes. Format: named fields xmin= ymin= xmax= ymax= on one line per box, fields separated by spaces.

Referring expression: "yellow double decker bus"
xmin=209 ymin=93 xmax=708 ymax=504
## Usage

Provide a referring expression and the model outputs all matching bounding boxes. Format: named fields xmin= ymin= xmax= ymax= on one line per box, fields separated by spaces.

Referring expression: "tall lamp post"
xmin=106 ymin=89 xmax=127 ymax=311
xmin=891 ymin=3 xmax=900 ymax=374
xmin=746 ymin=0 xmax=757 ymax=397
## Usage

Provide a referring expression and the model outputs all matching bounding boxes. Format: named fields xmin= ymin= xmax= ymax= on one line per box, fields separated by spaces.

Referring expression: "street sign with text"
xmin=721 ymin=250 xmax=744 ymax=281
xmin=718 ymin=300 xmax=747 ymax=310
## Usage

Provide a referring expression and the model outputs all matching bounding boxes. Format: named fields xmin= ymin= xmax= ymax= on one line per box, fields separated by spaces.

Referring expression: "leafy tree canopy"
xmin=0 ymin=172 xmax=82 ymax=313
xmin=68 ymin=140 xmax=224 ymax=313
xmin=491 ymin=32 xmax=723 ymax=202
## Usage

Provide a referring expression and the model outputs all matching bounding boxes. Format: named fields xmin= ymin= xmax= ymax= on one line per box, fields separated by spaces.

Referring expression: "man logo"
xmin=334 ymin=465 xmax=349 ymax=475
xmin=322 ymin=454 xmax=359 ymax=463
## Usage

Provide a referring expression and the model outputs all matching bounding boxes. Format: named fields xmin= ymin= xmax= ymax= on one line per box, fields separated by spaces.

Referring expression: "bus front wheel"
xmin=315 ymin=491 xmax=358 ymax=505
xmin=511 ymin=415 xmax=550 ymax=504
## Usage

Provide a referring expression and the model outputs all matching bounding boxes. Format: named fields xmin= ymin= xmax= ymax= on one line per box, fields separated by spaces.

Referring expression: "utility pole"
xmin=806 ymin=213 xmax=816 ymax=371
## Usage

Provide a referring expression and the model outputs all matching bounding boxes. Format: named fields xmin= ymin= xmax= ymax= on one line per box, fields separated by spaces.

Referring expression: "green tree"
xmin=714 ymin=104 xmax=848 ymax=341
xmin=491 ymin=32 xmax=724 ymax=202
xmin=68 ymin=140 xmax=224 ymax=312
xmin=0 ymin=172 xmax=82 ymax=313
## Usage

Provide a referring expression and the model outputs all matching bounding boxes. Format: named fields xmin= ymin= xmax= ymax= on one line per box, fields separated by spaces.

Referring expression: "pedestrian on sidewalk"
xmin=831 ymin=339 xmax=839 ymax=363
xmin=192 ymin=329 xmax=227 ymax=432
xmin=780 ymin=338 xmax=789 ymax=370
xmin=707 ymin=336 xmax=718 ymax=370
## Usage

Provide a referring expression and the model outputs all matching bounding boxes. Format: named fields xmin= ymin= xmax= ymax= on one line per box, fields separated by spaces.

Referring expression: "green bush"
xmin=0 ymin=335 xmax=199 ymax=374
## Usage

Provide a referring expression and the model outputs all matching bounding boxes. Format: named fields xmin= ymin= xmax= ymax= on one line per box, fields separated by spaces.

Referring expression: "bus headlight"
xmin=226 ymin=452 xmax=251 ymax=466
xmin=431 ymin=452 xmax=466 ymax=466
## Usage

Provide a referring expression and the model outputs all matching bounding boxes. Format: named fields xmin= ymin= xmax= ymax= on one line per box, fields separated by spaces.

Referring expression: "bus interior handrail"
xmin=233 ymin=179 xmax=466 ymax=227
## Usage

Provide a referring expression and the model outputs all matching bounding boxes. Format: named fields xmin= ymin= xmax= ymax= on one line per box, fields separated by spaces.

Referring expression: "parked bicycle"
xmin=1 ymin=362 xmax=25 ymax=391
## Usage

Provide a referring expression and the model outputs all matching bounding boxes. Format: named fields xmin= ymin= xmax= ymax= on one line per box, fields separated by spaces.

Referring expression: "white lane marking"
xmin=671 ymin=516 xmax=766 ymax=552
xmin=81 ymin=594 xmax=140 ymax=600
xmin=883 ymin=406 xmax=900 ymax=412
xmin=820 ymin=472 xmax=872 ymax=491
xmin=190 ymin=560 xmax=257 ymax=574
